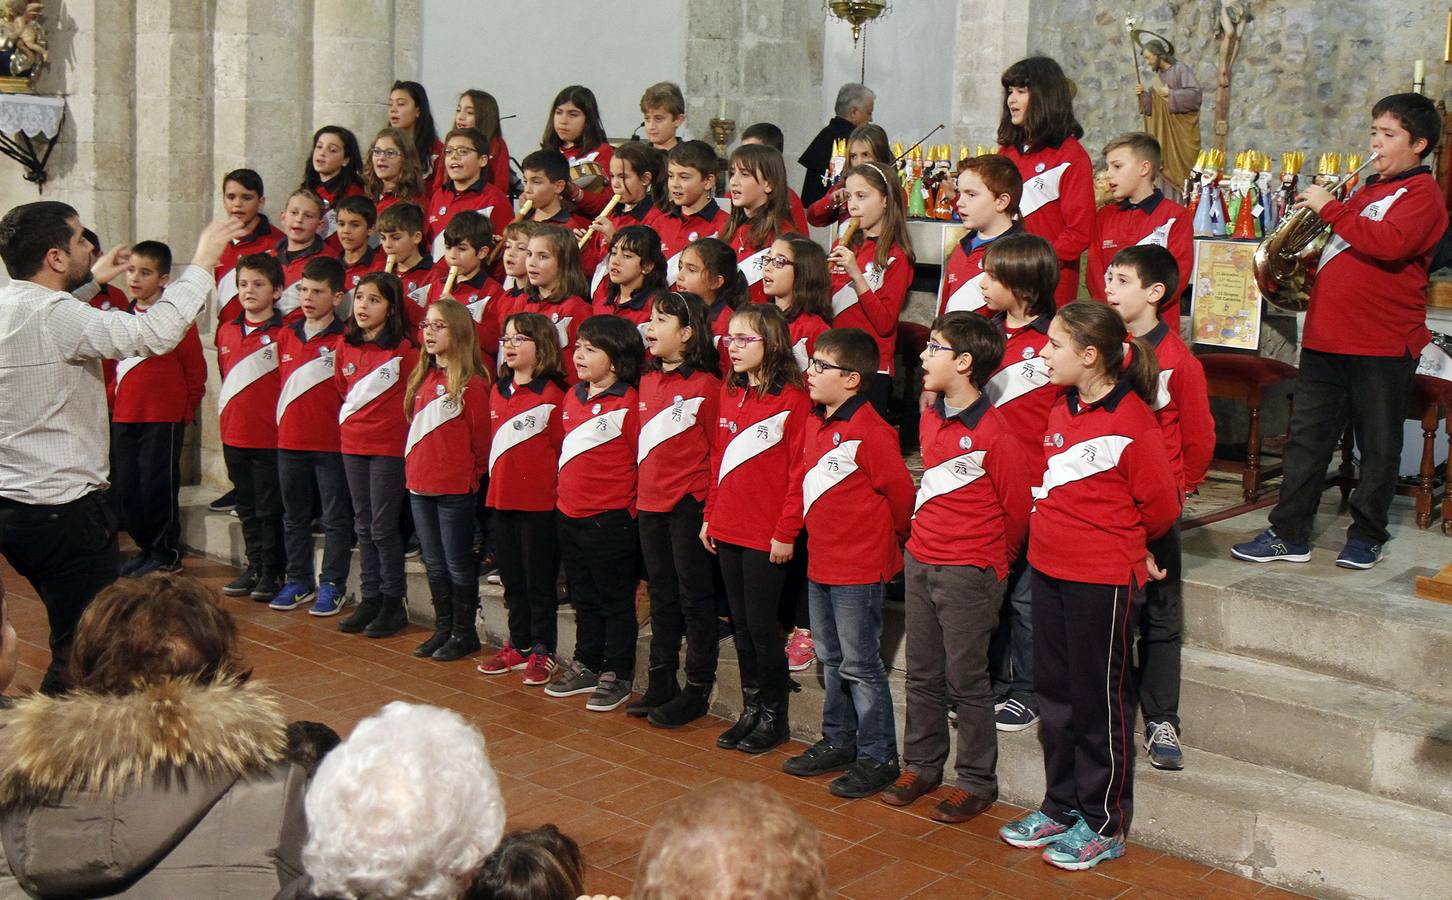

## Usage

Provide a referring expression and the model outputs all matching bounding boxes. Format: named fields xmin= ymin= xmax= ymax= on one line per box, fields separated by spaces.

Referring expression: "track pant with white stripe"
xmin=1031 ymin=568 xmax=1142 ymax=836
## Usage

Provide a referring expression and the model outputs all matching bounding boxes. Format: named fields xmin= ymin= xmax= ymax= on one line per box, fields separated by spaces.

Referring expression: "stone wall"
xmin=1030 ymin=1 xmax=1451 ymax=164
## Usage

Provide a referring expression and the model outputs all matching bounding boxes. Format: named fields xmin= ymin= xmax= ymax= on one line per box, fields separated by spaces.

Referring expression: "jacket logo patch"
xmin=343 ymin=362 xmax=355 ymax=375
xmin=959 ymin=435 xmax=972 ymax=450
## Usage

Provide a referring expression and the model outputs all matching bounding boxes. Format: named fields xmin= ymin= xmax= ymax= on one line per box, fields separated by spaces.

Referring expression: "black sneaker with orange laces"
xmin=880 ymin=770 xmax=940 ymax=807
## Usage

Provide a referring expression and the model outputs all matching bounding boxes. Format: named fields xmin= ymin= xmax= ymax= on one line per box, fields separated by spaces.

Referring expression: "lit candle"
xmin=1415 ymin=58 xmax=1425 ymax=84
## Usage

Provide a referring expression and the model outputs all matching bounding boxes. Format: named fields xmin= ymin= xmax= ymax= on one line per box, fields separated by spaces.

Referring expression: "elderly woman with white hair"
xmin=276 ymin=702 xmax=507 ymax=900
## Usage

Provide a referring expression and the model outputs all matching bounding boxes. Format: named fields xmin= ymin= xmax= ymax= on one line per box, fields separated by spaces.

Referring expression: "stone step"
xmin=1179 ymin=646 xmax=1452 ymax=816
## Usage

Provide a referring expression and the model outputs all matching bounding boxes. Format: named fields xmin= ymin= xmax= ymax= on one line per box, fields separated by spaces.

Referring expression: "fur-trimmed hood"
xmin=0 ymin=677 xmax=287 ymax=806
xmin=0 ymin=679 xmax=297 ymax=897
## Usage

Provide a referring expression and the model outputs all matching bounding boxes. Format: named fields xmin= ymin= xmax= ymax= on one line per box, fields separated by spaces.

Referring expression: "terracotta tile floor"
xmin=1 ymin=557 xmax=1300 ymax=899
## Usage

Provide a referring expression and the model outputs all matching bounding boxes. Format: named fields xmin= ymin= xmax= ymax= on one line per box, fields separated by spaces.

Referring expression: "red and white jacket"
xmin=1086 ymin=190 xmax=1192 ymax=328
xmin=586 ymin=199 xmax=665 ymax=303
xmin=985 ymin=313 xmax=1059 ymax=465
xmin=557 ymin=380 xmax=639 ymax=518
xmin=657 ymin=202 xmax=726 ymax=285
xmin=592 ymin=287 xmax=655 ymax=342
xmin=1000 ymin=138 xmax=1096 ymax=307
xmin=1304 ymin=165 xmax=1447 ymax=357
xmin=561 ymin=141 xmax=616 ymax=218
xmin=341 ymin=244 xmax=387 ymax=294
xmin=829 ymin=235 xmax=912 ymax=374
xmin=1142 ymin=321 xmax=1213 ymax=495
xmin=908 ymin=395 xmax=1031 ymax=577
xmin=405 ymin=369 xmax=491 ymax=495
xmin=107 ymin=305 xmax=206 ymax=424
xmin=785 ymin=310 xmax=830 ymax=373
xmin=276 ymin=317 xmax=345 ymax=453
xmin=520 ymin=292 xmax=594 ymax=383
xmin=215 ymin=215 xmax=282 ymax=325
xmin=217 ymin=311 xmax=285 ymax=449
xmin=1028 ymin=380 xmax=1180 ymax=586
xmin=801 ymin=396 xmax=914 ymax=585
xmin=396 ymin=255 xmax=437 ymax=329
xmin=333 ymin=335 xmax=418 ymax=457
xmin=806 ymin=189 xmax=850 ymax=229
xmin=487 ymin=376 xmax=566 ymax=511
xmin=937 ymin=221 xmax=1024 ymax=316
xmin=724 ymin=219 xmax=785 ymax=304
xmin=637 ymin=363 xmax=720 ymax=513
xmin=705 ymin=379 xmax=812 ymax=551
xmin=425 ymin=177 xmax=514 ymax=259
xmin=273 ymin=236 xmax=329 ymax=322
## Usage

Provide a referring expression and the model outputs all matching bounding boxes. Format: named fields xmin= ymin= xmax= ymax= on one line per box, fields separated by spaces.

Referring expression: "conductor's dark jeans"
xmin=0 ymin=490 xmax=119 ymax=694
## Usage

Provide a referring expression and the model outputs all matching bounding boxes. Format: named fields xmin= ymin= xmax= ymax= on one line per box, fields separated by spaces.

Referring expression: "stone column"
xmin=950 ymin=0 xmax=1031 ymax=146
xmin=311 ymin=0 xmax=398 ymax=142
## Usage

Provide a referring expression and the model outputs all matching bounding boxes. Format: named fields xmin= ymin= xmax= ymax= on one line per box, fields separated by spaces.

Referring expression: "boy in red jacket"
xmin=1107 ymin=244 xmax=1211 ymax=772
xmin=271 ymin=256 xmax=353 ymax=617
xmin=1233 ymin=93 xmax=1449 ymax=571
xmin=426 ymin=127 xmax=514 ymax=259
xmin=783 ymin=327 xmax=914 ymax=799
xmin=217 ymin=253 xmax=288 ymax=601
xmin=883 ymin=312 xmax=1031 ymax=823
xmin=427 ymin=212 xmax=506 ymax=354
xmin=1087 ymin=133 xmax=1192 ymax=329
xmin=111 ymin=241 xmax=206 ymax=577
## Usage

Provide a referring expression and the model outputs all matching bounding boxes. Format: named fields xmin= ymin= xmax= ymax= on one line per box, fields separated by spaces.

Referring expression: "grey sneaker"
xmin=544 ymin=660 xmax=599 ymax=698
xmin=585 ymin=671 xmax=632 ymax=711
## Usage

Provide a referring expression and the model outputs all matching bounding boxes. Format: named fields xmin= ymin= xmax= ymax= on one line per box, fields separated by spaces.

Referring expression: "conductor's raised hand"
xmin=191 ymin=218 xmax=247 ymax=271
xmin=90 ymin=244 xmax=131 ymax=285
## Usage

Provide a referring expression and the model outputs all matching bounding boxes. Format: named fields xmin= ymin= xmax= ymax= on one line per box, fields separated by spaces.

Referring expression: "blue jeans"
xmin=808 ymin=580 xmax=898 ymax=765
xmin=409 ymin=492 xmax=479 ymax=586
xmin=989 ymin=557 xmax=1036 ymax=708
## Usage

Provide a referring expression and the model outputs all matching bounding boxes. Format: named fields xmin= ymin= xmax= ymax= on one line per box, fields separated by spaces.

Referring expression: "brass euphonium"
xmin=1253 ymin=152 xmax=1378 ymax=312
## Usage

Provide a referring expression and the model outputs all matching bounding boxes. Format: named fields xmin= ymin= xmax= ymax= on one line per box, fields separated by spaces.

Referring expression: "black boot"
xmin=339 ymin=595 xmax=381 ymax=633
xmin=414 ymin=578 xmax=453 ymax=657
xmin=738 ymin=687 xmax=790 ymax=754
xmin=717 ymin=684 xmax=762 ymax=749
xmin=432 ymin=583 xmax=482 ymax=660
xmin=649 ymin=680 xmax=712 ymax=729
xmin=627 ymin=667 xmax=680 ymax=717
xmin=364 ymin=595 xmax=409 ymax=638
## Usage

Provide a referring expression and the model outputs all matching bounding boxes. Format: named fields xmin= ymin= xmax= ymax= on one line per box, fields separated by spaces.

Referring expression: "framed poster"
xmin=1189 ymin=238 xmax=1263 ymax=351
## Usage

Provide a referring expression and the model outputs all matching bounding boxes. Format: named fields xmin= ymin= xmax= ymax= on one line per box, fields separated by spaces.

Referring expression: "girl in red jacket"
xmin=454 ymin=89 xmax=512 ymax=198
xmin=827 ymin=162 xmax=916 ymax=413
xmin=999 ymin=302 xmax=1178 ymax=871
xmin=544 ymin=315 xmax=644 ymax=712
xmin=806 ymin=123 xmax=892 ymax=230
xmin=762 ymin=235 xmax=833 ymax=375
xmin=703 ymin=304 xmax=812 ymax=755
xmin=404 ymin=299 xmax=491 ymax=663
xmin=481 ymin=312 xmax=568 ymax=686
xmin=542 ymin=85 xmax=615 ymax=218
xmin=996 ymin=57 xmax=1096 ymax=308
xmin=634 ymin=291 xmax=722 ymax=727
xmin=523 ymin=224 xmax=594 ymax=382
xmin=334 ymin=273 xmax=418 ymax=639
xmin=720 ymin=144 xmax=796 ymax=303
xmin=595 ymin=225 xmax=668 ymax=334
xmin=675 ymin=237 xmax=749 ymax=378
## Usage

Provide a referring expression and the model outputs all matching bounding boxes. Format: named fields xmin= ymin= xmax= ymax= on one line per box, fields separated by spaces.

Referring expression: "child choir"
xmin=93 ymin=60 xmax=1444 ymax=875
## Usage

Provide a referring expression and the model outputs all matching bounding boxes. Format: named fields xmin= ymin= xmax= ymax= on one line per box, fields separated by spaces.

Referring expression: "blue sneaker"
xmin=1335 ymin=539 xmax=1383 ymax=570
xmin=268 ymin=581 xmax=315 ymax=611
xmin=1146 ymin=721 xmax=1185 ymax=770
xmin=1041 ymin=819 xmax=1126 ymax=870
xmin=1000 ymin=810 xmax=1076 ymax=849
xmin=1230 ymin=528 xmax=1311 ymax=563
xmin=309 ymin=582 xmax=347 ymax=617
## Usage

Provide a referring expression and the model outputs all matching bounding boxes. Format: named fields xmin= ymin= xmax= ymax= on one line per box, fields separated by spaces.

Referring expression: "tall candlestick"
xmin=1414 ymin=58 xmax=1425 ymax=93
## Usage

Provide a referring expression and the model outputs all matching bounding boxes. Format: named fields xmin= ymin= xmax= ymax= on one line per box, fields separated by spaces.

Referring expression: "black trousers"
xmin=639 ymin=496 xmax=719 ymax=685
xmin=341 ymin=454 xmax=407 ymax=601
xmin=222 ymin=444 xmax=285 ymax=573
xmin=716 ymin=541 xmax=790 ymax=696
xmin=495 ymin=509 xmax=559 ymax=652
xmin=558 ymin=508 xmax=638 ymax=678
xmin=0 ymin=490 xmax=119 ymax=694
xmin=110 ymin=421 xmax=185 ymax=565
xmin=1139 ymin=525 xmax=1182 ymax=732
xmin=1270 ymin=348 xmax=1416 ymax=546
xmin=1032 ymin=569 xmax=1141 ymax=836
xmin=278 ymin=449 xmax=353 ymax=588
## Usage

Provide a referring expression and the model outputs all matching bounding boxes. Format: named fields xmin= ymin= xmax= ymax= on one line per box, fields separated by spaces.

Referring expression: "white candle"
xmin=1415 ymin=59 xmax=1425 ymax=84
xmin=718 ymin=98 xmax=726 ymax=120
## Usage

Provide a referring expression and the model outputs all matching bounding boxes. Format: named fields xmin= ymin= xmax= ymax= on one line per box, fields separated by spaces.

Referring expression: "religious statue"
xmin=1212 ymin=0 xmax=1252 ymax=154
xmin=1134 ymin=34 xmax=1202 ymax=196
xmin=0 ymin=1 xmax=48 ymax=90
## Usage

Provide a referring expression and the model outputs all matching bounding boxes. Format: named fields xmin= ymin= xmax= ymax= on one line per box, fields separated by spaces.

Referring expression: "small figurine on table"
xmin=0 ymin=1 xmax=48 ymax=90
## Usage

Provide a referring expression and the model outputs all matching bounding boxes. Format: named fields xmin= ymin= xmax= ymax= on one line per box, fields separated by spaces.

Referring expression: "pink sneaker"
xmin=477 ymin=644 xmax=527 ymax=675
xmin=521 ymin=651 xmax=557 ymax=686
xmin=786 ymin=628 xmax=816 ymax=671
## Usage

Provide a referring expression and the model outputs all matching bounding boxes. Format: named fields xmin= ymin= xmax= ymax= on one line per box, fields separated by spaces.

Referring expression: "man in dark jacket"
xmin=799 ymin=83 xmax=876 ymax=207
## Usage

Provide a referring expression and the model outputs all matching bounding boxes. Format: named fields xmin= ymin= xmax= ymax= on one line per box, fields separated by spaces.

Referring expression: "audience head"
xmin=636 ymin=781 xmax=827 ymax=900
xmin=302 ymin=702 xmax=506 ymax=900
xmin=740 ymin=122 xmax=785 ymax=153
xmin=464 ymin=825 xmax=583 ymax=900
xmin=68 ymin=574 xmax=248 ymax=694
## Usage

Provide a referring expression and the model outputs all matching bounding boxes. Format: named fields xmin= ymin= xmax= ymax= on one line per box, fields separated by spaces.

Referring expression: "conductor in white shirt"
xmin=0 ymin=202 xmax=240 ymax=694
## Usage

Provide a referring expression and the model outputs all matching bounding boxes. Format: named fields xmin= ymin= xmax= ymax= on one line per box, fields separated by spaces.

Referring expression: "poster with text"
xmin=1190 ymin=239 xmax=1262 ymax=351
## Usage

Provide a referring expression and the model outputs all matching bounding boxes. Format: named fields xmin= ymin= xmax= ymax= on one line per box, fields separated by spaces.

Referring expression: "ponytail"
xmin=1054 ymin=302 xmax=1160 ymax=403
